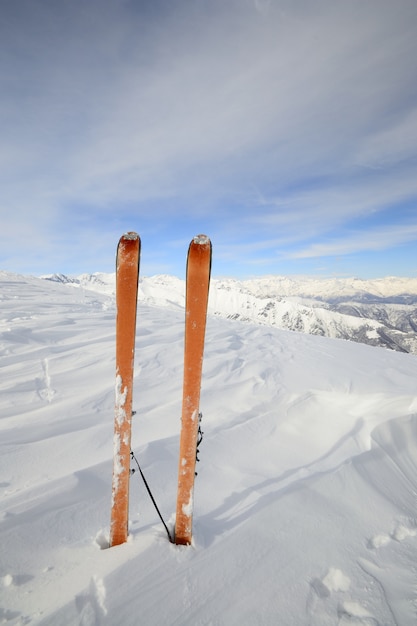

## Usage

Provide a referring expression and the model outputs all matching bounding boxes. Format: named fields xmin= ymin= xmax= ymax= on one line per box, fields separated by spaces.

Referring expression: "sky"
xmin=1 ymin=0 xmax=417 ymax=280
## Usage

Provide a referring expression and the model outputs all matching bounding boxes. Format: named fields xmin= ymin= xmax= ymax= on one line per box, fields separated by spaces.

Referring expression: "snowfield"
xmin=1 ymin=270 xmax=417 ymax=625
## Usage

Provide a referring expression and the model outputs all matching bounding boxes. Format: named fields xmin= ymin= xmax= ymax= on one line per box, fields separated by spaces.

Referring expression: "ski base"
xmin=110 ymin=232 xmax=140 ymax=548
xmin=175 ymin=235 xmax=212 ymax=545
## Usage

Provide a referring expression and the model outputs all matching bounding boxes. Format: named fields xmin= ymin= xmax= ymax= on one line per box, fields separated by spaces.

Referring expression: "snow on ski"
xmin=175 ymin=234 xmax=212 ymax=545
xmin=110 ymin=232 xmax=141 ymax=547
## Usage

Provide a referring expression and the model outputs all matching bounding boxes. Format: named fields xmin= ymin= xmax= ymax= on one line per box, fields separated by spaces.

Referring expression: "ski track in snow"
xmin=1 ymin=272 xmax=417 ymax=625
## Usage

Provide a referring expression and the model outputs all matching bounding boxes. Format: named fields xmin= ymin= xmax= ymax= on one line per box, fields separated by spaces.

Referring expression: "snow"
xmin=1 ymin=270 xmax=417 ymax=625
xmin=230 ymin=275 xmax=417 ymax=301
xmin=193 ymin=234 xmax=211 ymax=245
xmin=322 ymin=568 xmax=351 ymax=593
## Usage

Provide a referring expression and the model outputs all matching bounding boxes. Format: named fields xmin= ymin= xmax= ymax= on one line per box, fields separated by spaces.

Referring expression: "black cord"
xmin=130 ymin=450 xmax=174 ymax=544
xmin=195 ymin=412 xmax=204 ymax=474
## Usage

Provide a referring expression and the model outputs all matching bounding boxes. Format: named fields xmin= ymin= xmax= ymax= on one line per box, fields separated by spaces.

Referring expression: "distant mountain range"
xmin=43 ymin=273 xmax=417 ymax=355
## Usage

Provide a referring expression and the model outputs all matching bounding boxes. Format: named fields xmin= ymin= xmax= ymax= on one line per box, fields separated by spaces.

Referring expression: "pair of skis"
xmin=109 ymin=232 xmax=212 ymax=547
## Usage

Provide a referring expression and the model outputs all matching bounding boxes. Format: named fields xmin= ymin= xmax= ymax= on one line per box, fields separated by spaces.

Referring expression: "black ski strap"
xmin=195 ymin=412 xmax=204 ymax=474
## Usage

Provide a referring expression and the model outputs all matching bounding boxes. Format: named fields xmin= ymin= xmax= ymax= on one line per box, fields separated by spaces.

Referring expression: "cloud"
xmin=244 ymin=165 xmax=417 ymax=245
xmin=355 ymin=107 xmax=417 ymax=169
xmin=1 ymin=0 xmax=417 ymax=275
xmin=289 ymin=222 xmax=417 ymax=260
xmin=3 ymin=1 xmax=416 ymax=204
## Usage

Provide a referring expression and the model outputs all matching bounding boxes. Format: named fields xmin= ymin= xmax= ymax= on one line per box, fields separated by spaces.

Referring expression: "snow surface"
xmin=1 ymin=270 xmax=417 ymax=625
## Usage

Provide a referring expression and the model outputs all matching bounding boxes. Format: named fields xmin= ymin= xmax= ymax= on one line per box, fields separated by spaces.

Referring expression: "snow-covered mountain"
xmin=43 ymin=272 xmax=417 ymax=354
xmin=2 ymin=269 xmax=417 ymax=625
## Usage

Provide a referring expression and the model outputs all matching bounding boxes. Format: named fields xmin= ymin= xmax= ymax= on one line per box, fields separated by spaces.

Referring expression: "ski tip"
xmin=192 ymin=234 xmax=211 ymax=246
xmin=121 ymin=232 xmax=140 ymax=241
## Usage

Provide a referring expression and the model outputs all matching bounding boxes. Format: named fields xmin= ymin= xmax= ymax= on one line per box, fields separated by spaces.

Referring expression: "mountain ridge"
xmin=39 ymin=271 xmax=417 ymax=355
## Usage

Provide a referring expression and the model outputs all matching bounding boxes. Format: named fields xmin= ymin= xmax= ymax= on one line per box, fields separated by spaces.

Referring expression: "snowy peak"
xmin=42 ymin=272 xmax=116 ymax=295
xmin=39 ymin=271 xmax=417 ymax=355
xmin=217 ymin=275 xmax=417 ymax=303
xmin=208 ymin=278 xmax=417 ymax=354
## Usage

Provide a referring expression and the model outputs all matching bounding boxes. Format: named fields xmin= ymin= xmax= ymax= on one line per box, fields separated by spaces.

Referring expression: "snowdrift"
xmin=1 ymin=271 xmax=417 ymax=625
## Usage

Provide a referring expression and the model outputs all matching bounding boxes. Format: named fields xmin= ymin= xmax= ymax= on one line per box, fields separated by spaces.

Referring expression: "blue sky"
xmin=1 ymin=0 xmax=416 ymax=279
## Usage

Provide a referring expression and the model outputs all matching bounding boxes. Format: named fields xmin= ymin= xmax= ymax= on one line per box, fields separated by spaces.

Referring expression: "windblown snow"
xmin=1 ymin=270 xmax=417 ymax=625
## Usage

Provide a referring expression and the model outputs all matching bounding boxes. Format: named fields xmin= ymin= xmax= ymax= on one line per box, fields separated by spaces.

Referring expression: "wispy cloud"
xmin=1 ymin=0 xmax=416 ymax=276
xmin=289 ymin=222 xmax=417 ymax=260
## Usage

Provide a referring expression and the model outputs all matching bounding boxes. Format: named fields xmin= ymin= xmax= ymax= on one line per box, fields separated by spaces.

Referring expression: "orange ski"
xmin=110 ymin=232 xmax=140 ymax=547
xmin=175 ymin=235 xmax=212 ymax=545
